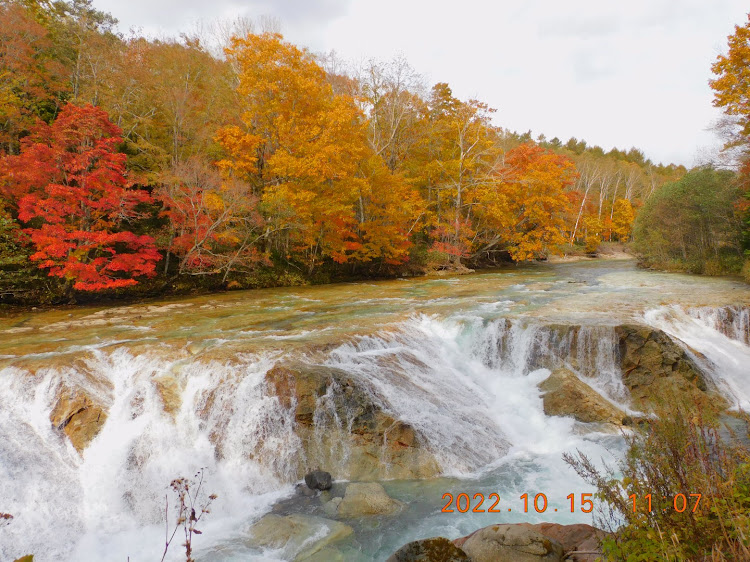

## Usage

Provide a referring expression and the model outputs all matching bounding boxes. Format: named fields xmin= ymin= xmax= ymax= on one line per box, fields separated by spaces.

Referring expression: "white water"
xmin=644 ymin=305 xmax=750 ymax=410
xmin=2 ymin=298 xmax=750 ymax=560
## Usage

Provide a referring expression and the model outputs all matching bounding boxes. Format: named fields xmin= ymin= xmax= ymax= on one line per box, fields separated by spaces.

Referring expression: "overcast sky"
xmin=95 ymin=0 xmax=749 ymax=167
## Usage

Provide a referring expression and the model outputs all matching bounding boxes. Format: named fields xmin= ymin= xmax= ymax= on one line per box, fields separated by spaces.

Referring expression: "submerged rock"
xmin=265 ymin=363 xmax=440 ymax=480
xmin=247 ymin=513 xmax=353 ymax=561
xmin=387 ymin=537 xmax=469 ymax=561
xmin=539 ymin=368 xmax=626 ymax=425
xmin=305 ymin=470 xmax=333 ymax=491
xmin=455 ymin=524 xmax=564 ymax=562
xmin=335 ymin=482 xmax=403 ymax=518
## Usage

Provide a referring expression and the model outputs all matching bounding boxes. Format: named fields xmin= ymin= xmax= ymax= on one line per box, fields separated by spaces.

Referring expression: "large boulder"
xmin=335 ymin=482 xmax=403 ymax=518
xmin=387 ymin=537 xmax=469 ymax=561
xmin=539 ymin=368 xmax=626 ymax=425
xmin=615 ymin=325 xmax=715 ymax=410
xmin=265 ymin=363 xmax=440 ymax=481
xmin=247 ymin=513 xmax=353 ymax=561
xmin=454 ymin=524 xmax=564 ymax=562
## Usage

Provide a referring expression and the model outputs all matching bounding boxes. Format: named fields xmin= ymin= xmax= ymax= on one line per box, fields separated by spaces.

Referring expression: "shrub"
xmin=565 ymin=397 xmax=750 ymax=561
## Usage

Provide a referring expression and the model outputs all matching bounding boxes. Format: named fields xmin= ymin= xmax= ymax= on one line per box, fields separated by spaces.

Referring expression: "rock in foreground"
xmin=521 ymin=523 xmax=606 ymax=562
xmin=386 ymin=537 xmax=469 ymax=561
xmin=454 ymin=524 xmax=564 ymax=562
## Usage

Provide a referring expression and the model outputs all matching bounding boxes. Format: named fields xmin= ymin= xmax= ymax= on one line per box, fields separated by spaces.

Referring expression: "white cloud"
xmin=95 ymin=0 xmax=749 ymax=166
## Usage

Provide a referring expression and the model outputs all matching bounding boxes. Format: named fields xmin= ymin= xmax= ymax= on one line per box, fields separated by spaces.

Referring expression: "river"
xmin=1 ymin=259 xmax=749 ymax=561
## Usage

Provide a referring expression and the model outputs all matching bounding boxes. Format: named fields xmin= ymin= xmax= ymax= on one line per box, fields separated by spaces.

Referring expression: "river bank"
xmin=0 ymin=244 xmax=640 ymax=310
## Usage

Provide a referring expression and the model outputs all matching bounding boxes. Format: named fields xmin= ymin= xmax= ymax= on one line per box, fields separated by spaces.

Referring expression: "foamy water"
xmin=1 ymin=262 xmax=749 ymax=561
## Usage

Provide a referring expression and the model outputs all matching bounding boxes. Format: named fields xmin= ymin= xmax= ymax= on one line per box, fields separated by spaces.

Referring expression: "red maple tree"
xmin=2 ymin=103 xmax=160 ymax=291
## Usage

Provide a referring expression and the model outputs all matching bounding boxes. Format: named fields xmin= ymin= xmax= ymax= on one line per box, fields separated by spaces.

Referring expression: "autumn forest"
xmin=1 ymin=0 xmax=749 ymax=304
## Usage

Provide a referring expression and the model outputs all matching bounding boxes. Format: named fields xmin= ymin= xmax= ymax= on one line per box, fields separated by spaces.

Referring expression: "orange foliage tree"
xmin=218 ymin=33 xmax=368 ymax=270
xmin=481 ymin=144 xmax=577 ymax=261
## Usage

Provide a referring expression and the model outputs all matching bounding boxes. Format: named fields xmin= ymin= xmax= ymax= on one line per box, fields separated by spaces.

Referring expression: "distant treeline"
xmin=0 ymin=0 xmax=745 ymax=304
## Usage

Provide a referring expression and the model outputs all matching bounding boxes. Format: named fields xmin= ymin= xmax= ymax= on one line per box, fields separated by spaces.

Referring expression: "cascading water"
xmin=0 ymin=314 xmax=632 ymax=561
xmin=644 ymin=305 xmax=750 ymax=410
xmin=2 ymin=263 xmax=749 ymax=561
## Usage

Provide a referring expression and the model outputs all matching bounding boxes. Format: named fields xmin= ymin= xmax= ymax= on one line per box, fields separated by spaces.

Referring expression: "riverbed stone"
xmin=387 ymin=537 xmax=469 ymax=561
xmin=336 ymin=482 xmax=403 ymax=518
xmin=305 ymin=470 xmax=333 ymax=491
xmin=247 ymin=513 xmax=353 ymax=560
xmin=456 ymin=524 xmax=564 ymax=562
xmin=265 ymin=363 xmax=440 ymax=481
xmin=539 ymin=368 xmax=626 ymax=425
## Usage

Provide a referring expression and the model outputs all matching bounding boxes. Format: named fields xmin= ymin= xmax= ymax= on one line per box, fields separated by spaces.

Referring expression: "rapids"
xmin=1 ymin=260 xmax=749 ymax=561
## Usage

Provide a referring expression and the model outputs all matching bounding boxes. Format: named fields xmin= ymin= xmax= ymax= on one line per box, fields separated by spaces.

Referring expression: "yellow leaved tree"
xmin=218 ymin=32 xmax=368 ymax=271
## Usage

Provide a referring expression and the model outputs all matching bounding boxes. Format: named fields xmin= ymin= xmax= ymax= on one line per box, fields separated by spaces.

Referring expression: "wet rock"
xmin=615 ymin=325 xmax=717 ymax=410
xmin=305 ymin=470 xmax=333 ymax=491
xmin=539 ymin=368 xmax=625 ymax=425
xmin=50 ymin=374 xmax=111 ymax=453
xmin=387 ymin=537 xmax=469 ymax=561
xmin=336 ymin=482 xmax=403 ymax=518
xmin=455 ymin=524 xmax=564 ymax=562
xmin=247 ymin=513 xmax=353 ymax=561
xmin=265 ymin=363 xmax=440 ymax=480
xmin=153 ymin=374 xmax=181 ymax=417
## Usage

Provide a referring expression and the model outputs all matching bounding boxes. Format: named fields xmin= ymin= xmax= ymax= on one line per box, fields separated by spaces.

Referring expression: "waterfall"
xmin=644 ymin=305 xmax=750 ymax=410
xmin=3 ymin=304 xmax=747 ymax=560
xmin=686 ymin=305 xmax=750 ymax=345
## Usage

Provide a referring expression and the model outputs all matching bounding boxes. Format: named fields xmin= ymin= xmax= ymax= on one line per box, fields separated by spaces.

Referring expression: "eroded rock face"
xmin=49 ymin=371 xmax=111 ymax=453
xmin=455 ymin=524 xmax=564 ymax=562
xmin=265 ymin=363 xmax=440 ymax=481
xmin=539 ymin=368 xmax=626 ymax=425
xmin=387 ymin=537 xmax=469 ymax=561
xmin=615 ymin=324 xmax=714 ymax=409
